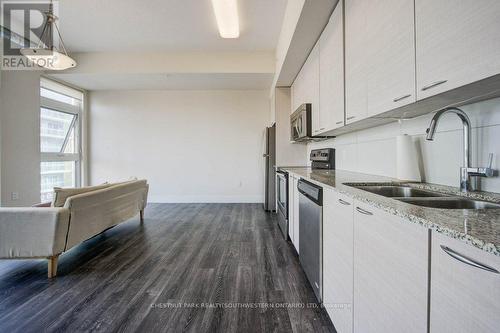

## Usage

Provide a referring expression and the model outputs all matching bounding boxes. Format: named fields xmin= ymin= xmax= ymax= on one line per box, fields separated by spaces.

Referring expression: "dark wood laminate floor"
xmin=0 ymin=203 xmax=335 ymax=333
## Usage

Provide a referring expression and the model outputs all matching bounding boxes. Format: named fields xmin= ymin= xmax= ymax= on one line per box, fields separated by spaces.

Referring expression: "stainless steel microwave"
xmin=290 ymin=103 xmax=312 ymax=142
xmin=290 ymin=103 xmax=334 ymax=142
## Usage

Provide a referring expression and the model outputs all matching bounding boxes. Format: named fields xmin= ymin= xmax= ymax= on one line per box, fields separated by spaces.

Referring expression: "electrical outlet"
xmin=11 ymin=192 xmax=19 ymax=201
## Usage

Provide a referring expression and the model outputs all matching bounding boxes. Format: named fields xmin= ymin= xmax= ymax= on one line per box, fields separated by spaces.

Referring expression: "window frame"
xmin=40 ymin=84 xmax=83 ymax=196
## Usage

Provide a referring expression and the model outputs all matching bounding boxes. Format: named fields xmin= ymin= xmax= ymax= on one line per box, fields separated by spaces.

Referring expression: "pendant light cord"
xmin=34 ymin=0 xmax=69 ymax=56
xmin=53 ymin=22 xmax=69 ymax=56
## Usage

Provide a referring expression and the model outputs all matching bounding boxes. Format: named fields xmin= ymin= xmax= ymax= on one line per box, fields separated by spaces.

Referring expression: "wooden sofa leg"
xmin=140 ymin=209 xmax=144 ymax=224
xmin=48 ymin=255 xmax=59 ymax=279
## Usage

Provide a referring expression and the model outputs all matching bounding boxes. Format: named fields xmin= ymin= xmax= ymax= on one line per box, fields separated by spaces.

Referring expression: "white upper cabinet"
xmin=319 ymin=1 xmax=345 ymax=133
xmin=365 ymin=0 xmax=416 ymax=116
xmin=291 ymin=42 xmax=320 ymax=120
xmin=304 ymin=42 xmax=321 ymax=134
xmin=345 ymin=0 xmax=368 ymax=124
xmin=430 ymin=232 xmax=500 ymax=333
xmin=416 ymin=0 xmax=500 ymax=100
xmin=345 ymin=0 xmax=416 ymax=122
xmin=291 ymin=70 xmax=304 ymax=113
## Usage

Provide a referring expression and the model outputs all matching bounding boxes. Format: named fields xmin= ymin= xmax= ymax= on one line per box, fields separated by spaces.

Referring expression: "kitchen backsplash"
xmin=307 ymin=97 xmax=500 ymax=193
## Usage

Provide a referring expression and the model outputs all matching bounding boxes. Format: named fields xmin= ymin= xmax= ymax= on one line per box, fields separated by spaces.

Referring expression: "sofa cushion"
xmin=52 ymin=184 xmax=111 ymax=207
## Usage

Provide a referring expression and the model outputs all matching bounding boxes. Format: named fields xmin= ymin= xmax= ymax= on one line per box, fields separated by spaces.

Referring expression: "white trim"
xmin=41 ymin=152 xmax=79 ymax=161
xmin=80 ymin=90 xmax=89 ymax=186
xmin=40 ymin=97 xmax=81 ymax=115
xmin=148 ymin=195 xmax=264 ymax=203
xmin=41 ymin=77 xmax=84 ymax=100
xmin=39 ymin=78 xmax=85 ymax=194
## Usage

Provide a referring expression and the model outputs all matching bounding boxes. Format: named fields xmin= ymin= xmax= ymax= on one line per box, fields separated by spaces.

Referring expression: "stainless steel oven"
xmin=276 ymin=170 xmax=288 ymax=239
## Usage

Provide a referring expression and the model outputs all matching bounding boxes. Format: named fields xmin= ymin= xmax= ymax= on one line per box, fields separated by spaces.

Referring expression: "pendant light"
xmin=20 ymin=0 xmax=76 ymax=70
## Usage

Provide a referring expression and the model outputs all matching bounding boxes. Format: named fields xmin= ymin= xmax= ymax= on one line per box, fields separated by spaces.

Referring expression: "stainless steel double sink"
xmin=350 ymin=185 xmax=500 ymax=210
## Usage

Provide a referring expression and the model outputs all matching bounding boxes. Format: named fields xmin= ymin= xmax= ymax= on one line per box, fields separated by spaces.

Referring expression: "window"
xmin=40 ymin=78 xmax=84 ymax=202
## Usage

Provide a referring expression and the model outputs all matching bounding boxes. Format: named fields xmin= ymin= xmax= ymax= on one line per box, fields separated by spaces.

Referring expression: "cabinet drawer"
xmin=430 ymin=233 xmax=500 ymax=333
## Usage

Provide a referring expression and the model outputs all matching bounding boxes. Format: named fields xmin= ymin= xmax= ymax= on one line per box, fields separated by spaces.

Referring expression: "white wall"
xmin=308 ymin=97 xmax=500 ymax=193
xmin=89 ymin=90 xmax=270 ymax=203
xmin=0 ymin=71 xmax=41 ymax=206
xmin=275 ymin=87 xmax=307 ymax=166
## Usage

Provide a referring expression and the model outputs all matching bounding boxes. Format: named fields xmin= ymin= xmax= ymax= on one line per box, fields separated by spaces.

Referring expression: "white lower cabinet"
xmin=353 ymin=200 xmax=429 ymax=333
xmin=288 ymin=174 xmax=300 ymax=253
xmin=430 ymin=233 xmax=500 ymax=333
xmin=288 ymin=174 xmax=295 ymax=242
xmin=320 ymin=188 xmax=499 ymax=333
xmin=323 ymin=188 xmax=353 ymax=333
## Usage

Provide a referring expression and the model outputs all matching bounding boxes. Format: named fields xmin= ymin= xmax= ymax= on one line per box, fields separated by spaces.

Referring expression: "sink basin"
xmin=397 ymin=197 xmax=500 ymax=210
xmin=349 ymin=184 xmax=500 ymax=209
xmin=351 ymin=185 xmax=448 ymax=198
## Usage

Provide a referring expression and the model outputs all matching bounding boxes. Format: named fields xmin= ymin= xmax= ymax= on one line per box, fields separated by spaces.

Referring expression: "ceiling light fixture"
xmin=211 ymin=0 xmax=240 ymax=38
xmin=20 ymin=0 xmax=76 ymax=70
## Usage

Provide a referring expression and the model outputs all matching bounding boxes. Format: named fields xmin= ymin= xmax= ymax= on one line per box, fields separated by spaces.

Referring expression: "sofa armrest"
xmin=0 ymin=208 xmax=70 ymax=258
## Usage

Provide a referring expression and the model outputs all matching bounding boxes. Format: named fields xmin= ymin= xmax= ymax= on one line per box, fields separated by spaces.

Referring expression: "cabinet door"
xmin=430 ymin=233 xmax=500 ymax=333
xmin=365 ymin=0 xmax=415 ymax=116
xmin=345 ymin=0 xmax=368 ymax=124
xmin=291 ymin=73 xmax=303 ymax=114
xmin=415 ymin=0 xmax=500 ymax=99
xmin=300 ymin=42 xmax=320 ymax=135
xmin=345 ymin=0 xmax=415 ymax=122
xmin=353 ymin=201 xmax=428 ymax=333
xmin=319 ymin=1 xmax=345 ymax=133
xmin=323 ymin=189 xmax=353 ymax=333
xmin=288 ymin=174 xmax=295 ymax=241
xmin=292 ymin=176 xmax=300 ymax=253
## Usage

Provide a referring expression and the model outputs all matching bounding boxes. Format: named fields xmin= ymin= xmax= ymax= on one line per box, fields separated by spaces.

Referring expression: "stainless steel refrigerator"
xmin=263 ymin=124 xmax=276 ymax=211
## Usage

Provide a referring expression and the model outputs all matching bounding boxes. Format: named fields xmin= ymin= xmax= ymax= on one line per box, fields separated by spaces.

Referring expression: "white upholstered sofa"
xmin=0 ymin=179 xmax=148 ymax=278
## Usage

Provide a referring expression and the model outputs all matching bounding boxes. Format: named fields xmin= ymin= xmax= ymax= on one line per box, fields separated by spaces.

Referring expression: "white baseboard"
xmin=148 ymin=194 xmax=264 ymax=203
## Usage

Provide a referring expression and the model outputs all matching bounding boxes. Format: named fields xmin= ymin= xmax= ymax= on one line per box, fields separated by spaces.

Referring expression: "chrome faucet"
xmin=426 ymin=107 xmax=494 ymax=192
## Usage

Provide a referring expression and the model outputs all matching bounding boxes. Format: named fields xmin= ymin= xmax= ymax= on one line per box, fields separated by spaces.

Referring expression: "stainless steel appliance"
xmin=276 ymin=170 xmax=288 ymax=239
xmin=263 ymin=124 xmax=276 ymax=211
xmin=290 ymin=104 xmax=334 ymax=142
xmin=310 ymin=148 xmax=335 ymax=169
xmin=298 ymin=178 xmax=323 ymax=302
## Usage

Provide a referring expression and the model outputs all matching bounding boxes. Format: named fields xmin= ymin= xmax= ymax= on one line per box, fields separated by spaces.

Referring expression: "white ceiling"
xmin=58 ymin=0 xmax=287 ymax=53
xmin=49 ymin=73 xmax=274 ymax=90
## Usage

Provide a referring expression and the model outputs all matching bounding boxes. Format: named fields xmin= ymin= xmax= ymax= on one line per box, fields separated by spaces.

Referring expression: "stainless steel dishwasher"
xmin=298 ymin=178 xmax=323 ymax=302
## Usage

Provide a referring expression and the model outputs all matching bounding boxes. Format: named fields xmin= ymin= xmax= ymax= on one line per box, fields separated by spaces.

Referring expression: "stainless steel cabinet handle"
xmin=421 ymin=80 xmax=448 ymax=91
xmin=320 ymin=128 xmax=325 ymax=130
xmin=393 ymin=94 xmax=411 ymax=102
xmin=346 ymin=116 xmax=356 ymax=120
xmin=441 ymin=246 xmax=499 ymax=274
xmin=336 ymin=121 xmax=343 ymax=125
xmin=356 ymin=207 xmax=373 ymax=216
xmin=338 ymin=199 xmax=351 ymax=206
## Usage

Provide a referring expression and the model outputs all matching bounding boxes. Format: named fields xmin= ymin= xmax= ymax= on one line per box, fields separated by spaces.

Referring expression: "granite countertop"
xmin=280 ymin=167 xmax=500 ymax=256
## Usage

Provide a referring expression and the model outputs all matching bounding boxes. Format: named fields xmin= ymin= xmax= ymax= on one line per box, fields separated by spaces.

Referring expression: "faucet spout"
xmin=425 ymin=107 xmax=473 ymax=191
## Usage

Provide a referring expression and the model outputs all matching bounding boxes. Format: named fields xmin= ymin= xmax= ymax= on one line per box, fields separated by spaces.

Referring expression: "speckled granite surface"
xmin=281 ymin=167 xmax=500 ymax=256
